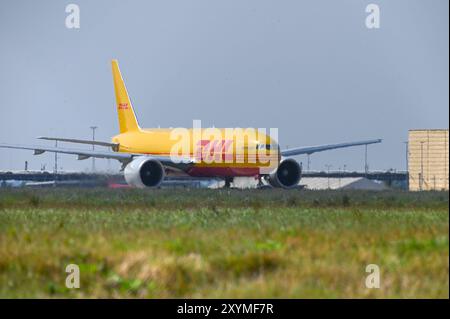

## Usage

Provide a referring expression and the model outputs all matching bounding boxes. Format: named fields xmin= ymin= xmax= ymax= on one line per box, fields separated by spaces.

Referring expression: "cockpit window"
xmin=256 ymin=144 xmax=272 ymax=150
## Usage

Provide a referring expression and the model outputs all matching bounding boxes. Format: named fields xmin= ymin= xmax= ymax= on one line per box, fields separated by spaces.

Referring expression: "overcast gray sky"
xmin=0 ymin=0 xmax=448 ymax=172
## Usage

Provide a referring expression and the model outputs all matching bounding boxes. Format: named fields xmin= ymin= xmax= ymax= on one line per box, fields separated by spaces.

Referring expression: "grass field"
xmin=0 ymin=188 xmax=448 ymax=298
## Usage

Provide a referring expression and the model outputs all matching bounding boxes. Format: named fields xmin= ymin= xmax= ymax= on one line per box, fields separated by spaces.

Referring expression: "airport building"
xmin=408 ymin=129 xmax=449 ymax=191
xmin=300 ymin=177 xmax=387 ymax=191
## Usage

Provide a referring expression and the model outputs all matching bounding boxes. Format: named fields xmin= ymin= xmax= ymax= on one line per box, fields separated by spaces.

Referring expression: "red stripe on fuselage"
xmin=187 ymin=166 xmax=259 ymax=177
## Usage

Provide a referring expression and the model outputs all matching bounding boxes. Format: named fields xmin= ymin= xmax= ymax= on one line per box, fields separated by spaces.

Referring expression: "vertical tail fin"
xmin=112 ymin=59 xmax=141 ymax=133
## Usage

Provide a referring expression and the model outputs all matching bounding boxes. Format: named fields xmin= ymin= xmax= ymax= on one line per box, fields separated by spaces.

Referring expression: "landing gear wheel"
xmin=224 ymin=177 xmax=234 ymax=188
xmin=256 ymin=175 xmax=266 ymax=188
xmin=256 ymin=175 xmax=272 ymax=189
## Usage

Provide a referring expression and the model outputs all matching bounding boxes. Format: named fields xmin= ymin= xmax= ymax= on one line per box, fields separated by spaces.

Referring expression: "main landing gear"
xmin=224 ymin=177 xmax=234 ymax=188
xmin=257 ymin=175 xmax=264 ymax=188
xmin=257 ymin=175 xmax=273 ymax=189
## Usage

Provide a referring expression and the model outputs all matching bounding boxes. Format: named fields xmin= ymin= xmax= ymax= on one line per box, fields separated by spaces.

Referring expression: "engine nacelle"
xmin=124 ymin=156 xmax=165 ymax=188
xmin=268 ymin=158 xmax=302 ymax=189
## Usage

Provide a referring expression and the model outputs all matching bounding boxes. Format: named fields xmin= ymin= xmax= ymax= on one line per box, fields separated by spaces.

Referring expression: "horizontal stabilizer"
xmin=34 ymin=149 xmax=45 ymax=155
xmin=77 ymin=154 xmax=91 ymax=160
xmin=38 ymin=136 xmax=119 ymax=151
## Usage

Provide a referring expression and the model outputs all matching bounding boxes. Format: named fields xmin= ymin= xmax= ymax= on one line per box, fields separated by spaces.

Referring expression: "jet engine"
xmin=124 ymin=156 xmax=165 ymax=188
xmin=267 ymin=158 xmax=301 ymax=189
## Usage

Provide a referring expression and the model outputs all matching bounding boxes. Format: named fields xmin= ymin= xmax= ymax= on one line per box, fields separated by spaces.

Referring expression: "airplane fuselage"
xmin=112 ymin=128 xmax=280 ymax=177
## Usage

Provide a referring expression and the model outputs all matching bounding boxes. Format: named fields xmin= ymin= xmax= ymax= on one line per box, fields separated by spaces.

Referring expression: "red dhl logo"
xmin=193 ymin=140 xmax=278 ymax=164
xmin=118 ymin=103 xmax=129 ymax=110
xmin=195 ymin=140 xmax=233 ymax=162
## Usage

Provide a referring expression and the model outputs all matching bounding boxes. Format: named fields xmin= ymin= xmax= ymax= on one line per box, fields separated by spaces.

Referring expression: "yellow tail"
xmin=112 ymin=60 xmax=141 ymax=133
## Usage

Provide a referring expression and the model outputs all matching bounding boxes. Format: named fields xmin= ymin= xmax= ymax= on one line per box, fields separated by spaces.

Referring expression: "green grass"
xmin=0 ymin=188 xmax=448 ymax=298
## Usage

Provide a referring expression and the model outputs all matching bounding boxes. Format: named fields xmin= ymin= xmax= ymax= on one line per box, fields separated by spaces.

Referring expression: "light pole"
xmin=364 ymin=144 xmax=369 ymax=175
xmin=403 ymin=141 xmax=409 ymax=171
xmin=90 ymin=126 xmax=98 ymax=172
xmin=420 ymin=141 xmax=425 ymax=191
xmin=54 ymin=140 xmax=58 ymax=174
xmin=338 ymin=166 xmax=341 ymax=188
xmin=325 ymin=164 xmax=332 ymax=189
xmin=403 ymin=141 xmax=409 ymax=189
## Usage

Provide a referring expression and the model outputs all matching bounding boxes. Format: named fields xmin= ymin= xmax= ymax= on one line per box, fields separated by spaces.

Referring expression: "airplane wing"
xmin=281 ymin=139 xmax=382 ymax=157
xmin=0 ymin=143 xmax=194 ymax=171
xmin=37 ymin=136 xmax=119 ymax=151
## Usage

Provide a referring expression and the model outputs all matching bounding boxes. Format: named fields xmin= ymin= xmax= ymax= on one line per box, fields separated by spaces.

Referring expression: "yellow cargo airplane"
xmin=0 ymin=60 xmax=381 ymax=188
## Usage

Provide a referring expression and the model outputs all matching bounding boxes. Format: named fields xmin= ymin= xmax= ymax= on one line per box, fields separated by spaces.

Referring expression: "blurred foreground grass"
xmin=0 ymin=188 xmax=448 ymax=298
